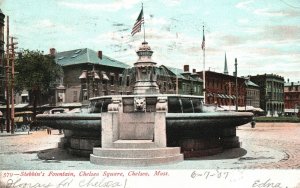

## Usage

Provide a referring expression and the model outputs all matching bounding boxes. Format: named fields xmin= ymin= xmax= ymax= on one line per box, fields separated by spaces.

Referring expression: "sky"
xmin=1 ymin=0 xmax=300 ymax=82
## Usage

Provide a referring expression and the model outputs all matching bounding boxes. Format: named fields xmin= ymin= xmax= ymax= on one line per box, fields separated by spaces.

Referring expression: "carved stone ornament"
xmin=156 ymin=96 xmax=168 ymax=112
xmin=134 ymin=97 xmax=146 ymax=112
xmin=108 ymin=97 xmax=122 ymax=112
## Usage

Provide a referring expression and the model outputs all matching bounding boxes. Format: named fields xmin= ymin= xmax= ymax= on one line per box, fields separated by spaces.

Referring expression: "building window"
xmin=110 ymin=75 xmax=115 ymax=86
xmin=168 ymin=83 xmax=172 ymax=90
xmin=73 ymin=91 xmax=78 ymax=102
xmin=126 ymin=75 xmax=130 ymax=86
xmin=187 ymin=84 xmax=190 ymax=93
xmin=163 ymin=82 xmax=167 ymax=92
xmin=83 ymin=90 xmax=88 ymax=101
xmin=0 ymin=26 xmax=4 ymax=41
xmin=119 ymin=76 xmax=122 ymax=86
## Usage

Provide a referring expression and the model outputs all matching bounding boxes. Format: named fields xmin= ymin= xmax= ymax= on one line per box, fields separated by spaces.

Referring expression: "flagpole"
xmin=142 ymin=3 xmax=146 ymax=42
xmin=202 ymin=25 xmax=206 ymax=104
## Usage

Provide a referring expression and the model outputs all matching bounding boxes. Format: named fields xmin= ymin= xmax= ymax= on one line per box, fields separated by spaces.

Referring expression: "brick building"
xmin=250 ymin=74 xmax=284 ymax=116
xmin=284 ymin=80 xmax=300 ymax=116
xmin=197 ymin=70 xmax=246 ymax=107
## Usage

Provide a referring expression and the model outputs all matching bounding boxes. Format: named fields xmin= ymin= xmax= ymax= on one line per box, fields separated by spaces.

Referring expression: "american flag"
xmin=131 ymin=8 xmax=144 ymax=36
xmin=201 ymin=31 xmax=205 ymax=50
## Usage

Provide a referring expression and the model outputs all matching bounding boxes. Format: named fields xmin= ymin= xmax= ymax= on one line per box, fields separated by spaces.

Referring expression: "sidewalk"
xmin=0 ymin=131 xmax=31 ymax=137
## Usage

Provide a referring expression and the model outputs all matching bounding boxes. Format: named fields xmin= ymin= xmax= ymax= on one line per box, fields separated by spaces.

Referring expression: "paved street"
xmin=0 ymin=122 xmax=299 ymax=170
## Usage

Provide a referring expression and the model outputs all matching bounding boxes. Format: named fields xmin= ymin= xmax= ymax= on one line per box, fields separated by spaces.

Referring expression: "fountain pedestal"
xmin=90 ymin=96 xmax=183 ymax=166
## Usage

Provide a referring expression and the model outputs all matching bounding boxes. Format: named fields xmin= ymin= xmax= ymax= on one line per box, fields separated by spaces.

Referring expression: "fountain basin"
xmin=37 ymin=113 xmax=101 ymax=131
xmin=37 ymin=111 xmax=252 ymax=130
xmin=166 ymin=112 xmax=253 ymax=128
xmin=36 ymin=95 xmax=253 ymax=159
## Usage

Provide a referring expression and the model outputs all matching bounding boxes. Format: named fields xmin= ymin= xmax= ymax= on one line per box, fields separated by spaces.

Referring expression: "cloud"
xmin=36 ymin=19 xmax=56 ymax=28
xmin=32 ymin=19 xmax=74 ymax=33
xmin=235 ymin=0 xmax=254 ymax=10
xmin=220 ymin=35 xmax=244 ymax=46
xmin=284 ymin=9 xmax=300 ymax=18
xmin=238 ymin=19 xmax=249 ymax=24
xmin=254 ymin=8 xmax=287 ymax=17
xmin=247 ymin=47 xmax=281 ymax=56
xmin=58 ymin=0 xmax=140 ymax=11
xmin=0 ymin=0 xmax=4 ymax=6
xmin=253 ymin=8 xmax=300 ymax=18
xmin=261 ymin=25 xmax=300 ymax=42
xmin=162 ymin=0 xmax=181 ymax=6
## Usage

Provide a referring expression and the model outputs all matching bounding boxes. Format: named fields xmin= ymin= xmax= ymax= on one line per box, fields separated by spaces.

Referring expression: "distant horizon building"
xmin=284 ymin=79 xmax=300 ymax=116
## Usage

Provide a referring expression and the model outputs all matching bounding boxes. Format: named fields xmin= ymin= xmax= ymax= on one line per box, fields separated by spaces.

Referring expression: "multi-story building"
xmin=0 ymin=9 xmax=5 ymax=105
xmin=250 ymin=74 xmax=284 ymax=116
xmin=27 ymin=47 xmax=202 ymax=107
xmin=158 ymin=65 xmax=203 ymax=95
xmin=284 ymin=80 xmax=300 ymax=116
xmin=197 ymin=70 xmax=246 ymax=107
xmin=244 ymin=77 xmax=260 ymax=108
xmin=53 ymin=48 xmax=130 ymax=105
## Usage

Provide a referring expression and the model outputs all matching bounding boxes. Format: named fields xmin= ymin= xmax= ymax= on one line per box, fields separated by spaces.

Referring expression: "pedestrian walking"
xmin=47 ymin=127 xmax=52 ymax=135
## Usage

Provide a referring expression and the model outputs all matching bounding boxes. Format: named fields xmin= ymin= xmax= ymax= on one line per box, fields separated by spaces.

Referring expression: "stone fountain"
xmin=37 ymin=41 xmax=253 ymax=166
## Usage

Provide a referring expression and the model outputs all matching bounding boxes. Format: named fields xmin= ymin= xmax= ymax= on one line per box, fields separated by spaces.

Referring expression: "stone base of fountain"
xmin=90 ymin=140 xmax=183 ymax=166
xmin=57 ymin=130 xmax=101 ymax=157
xmin=90 ymin=96 xmax=184 ymax=166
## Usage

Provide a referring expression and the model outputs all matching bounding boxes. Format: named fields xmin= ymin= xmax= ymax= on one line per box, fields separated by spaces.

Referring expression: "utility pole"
xmin=5 ymin=16 xmax=10 ymax=132
xmin=227 ymin=81 xmax=233 ymax=111
xmin=235 ymin=58 xmax=238 ymax=112
xmin=9 ymin=36 xmax=17 ymax=134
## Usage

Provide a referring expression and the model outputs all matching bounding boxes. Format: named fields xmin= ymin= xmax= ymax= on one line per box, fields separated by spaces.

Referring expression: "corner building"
xmin=250 ymin=74 xmax=284 ymax=116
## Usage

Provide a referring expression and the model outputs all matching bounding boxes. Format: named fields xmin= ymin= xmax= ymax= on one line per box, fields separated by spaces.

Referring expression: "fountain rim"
xmin=89 ymin=94 xmax=205 ymax=101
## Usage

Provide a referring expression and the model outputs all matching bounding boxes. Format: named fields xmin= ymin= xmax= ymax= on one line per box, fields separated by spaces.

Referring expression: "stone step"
xmin=90 ymin=153 xmax=184 ymax=166
xmin=113 ymin=140 xmax=155 ymax=148
xmin=93 ymin=147 xmax=181 ymax=158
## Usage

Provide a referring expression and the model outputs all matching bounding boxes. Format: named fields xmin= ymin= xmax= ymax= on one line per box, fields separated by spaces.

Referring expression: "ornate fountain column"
xmin=90 ymin=42 xmax=183 ymax=166
xmin=133 ymin=41 xmax=159 ymax=95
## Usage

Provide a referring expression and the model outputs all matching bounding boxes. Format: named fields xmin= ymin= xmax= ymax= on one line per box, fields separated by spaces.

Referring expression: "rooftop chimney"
xmin=184 ymin=65 xmax=189 ymax=72
xmin=50 ymin=48 xmax=56 ymax=56
xmin=98 ymin=51 xmax=102 ymax=59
